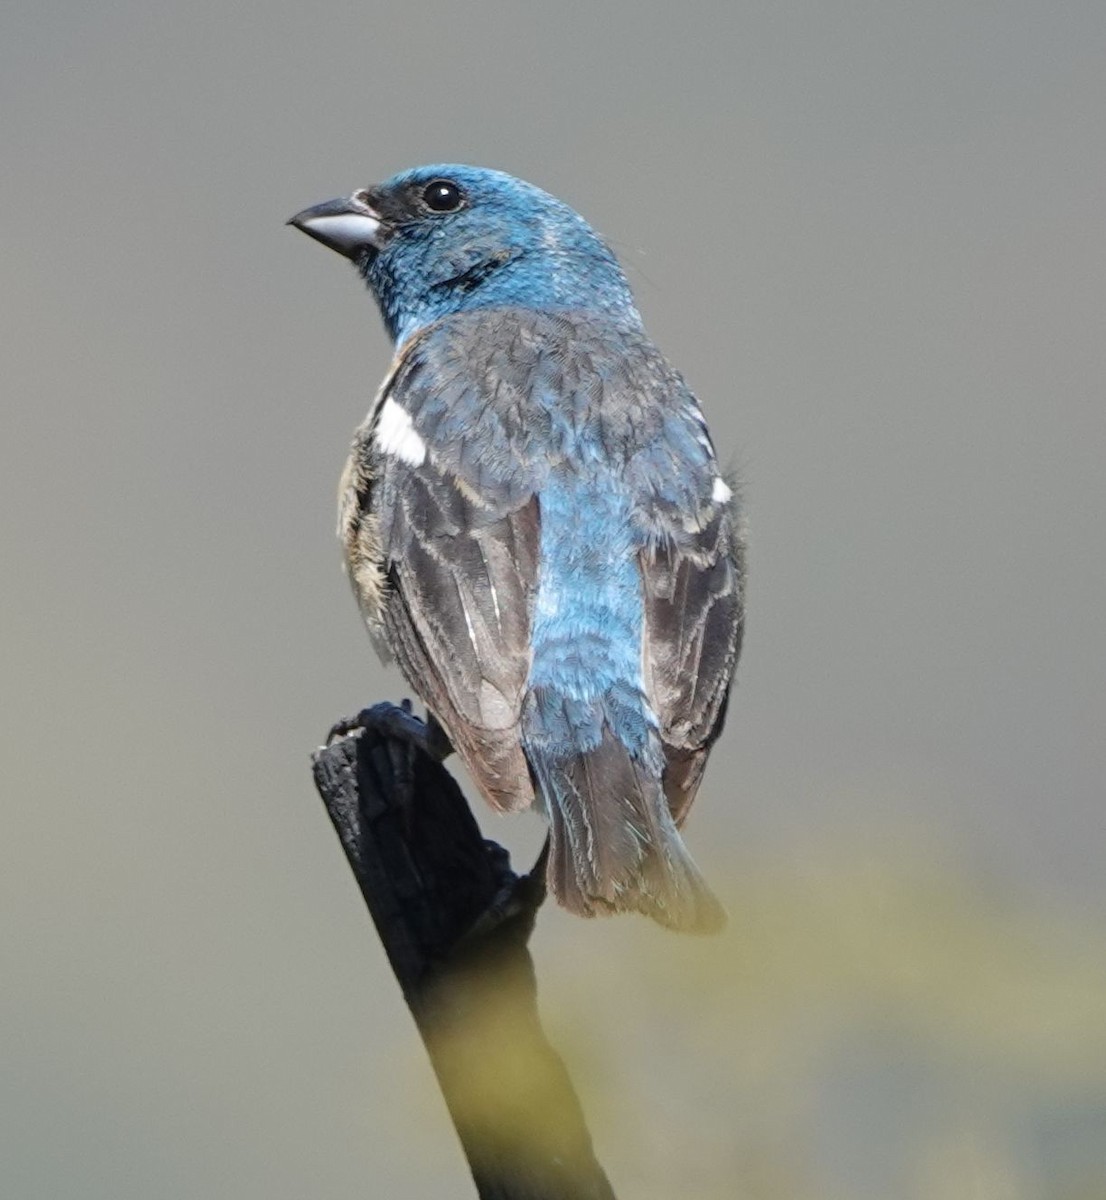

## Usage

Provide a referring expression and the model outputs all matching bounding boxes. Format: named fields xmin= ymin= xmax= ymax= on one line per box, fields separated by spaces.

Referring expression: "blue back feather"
xmin=525 ymin=467 xmax=655 ymax=761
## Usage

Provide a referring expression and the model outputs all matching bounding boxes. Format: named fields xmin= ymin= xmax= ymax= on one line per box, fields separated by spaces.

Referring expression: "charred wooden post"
xmin=312 ymin=712 xmax=616 ymax=1200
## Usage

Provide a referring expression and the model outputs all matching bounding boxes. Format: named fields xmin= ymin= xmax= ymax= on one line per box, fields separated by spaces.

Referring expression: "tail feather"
xmin=528 ymin=718 xmax=725 ymax=934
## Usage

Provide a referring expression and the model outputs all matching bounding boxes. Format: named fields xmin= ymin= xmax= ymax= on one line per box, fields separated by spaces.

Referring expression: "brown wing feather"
xmin=379 ymin=474 xmax=540 ymax=814
xmin=641 ymin=503 xmax=745 ymax=826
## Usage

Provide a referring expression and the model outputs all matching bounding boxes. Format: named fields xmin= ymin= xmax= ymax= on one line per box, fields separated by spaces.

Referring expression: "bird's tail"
xmin=522 ymin=686 xmax=725 ymax=934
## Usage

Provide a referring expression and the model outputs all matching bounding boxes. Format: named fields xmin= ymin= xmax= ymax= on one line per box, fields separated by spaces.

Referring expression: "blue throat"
xmin=362 ymin=245 xmax=642 ymax=345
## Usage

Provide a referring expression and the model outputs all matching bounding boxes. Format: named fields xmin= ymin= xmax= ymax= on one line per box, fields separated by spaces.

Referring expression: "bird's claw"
xmin=325 ymin=700 xmax=452 ymax=762
xmin=457 ymin=839 xmax=549 ymax=947
xmin=324 ymin=701 xmax=453 ymax=835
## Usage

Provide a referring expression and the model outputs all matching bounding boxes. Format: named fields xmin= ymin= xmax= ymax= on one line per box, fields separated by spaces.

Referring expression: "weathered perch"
xmin=311 ymin=708 xmax=616 ymax=1200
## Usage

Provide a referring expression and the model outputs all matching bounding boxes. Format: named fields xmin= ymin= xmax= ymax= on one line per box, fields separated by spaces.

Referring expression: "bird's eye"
xmin=421 ymin=179 xmax=464 ymax=213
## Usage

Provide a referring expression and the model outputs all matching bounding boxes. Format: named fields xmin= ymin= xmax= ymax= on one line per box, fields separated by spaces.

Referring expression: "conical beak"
xmin=287 ymin=194 xmax=385 ymax=259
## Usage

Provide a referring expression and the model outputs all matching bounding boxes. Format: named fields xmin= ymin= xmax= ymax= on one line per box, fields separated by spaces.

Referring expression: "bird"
xmin=289 ymin=165 xmax=745 ymax=933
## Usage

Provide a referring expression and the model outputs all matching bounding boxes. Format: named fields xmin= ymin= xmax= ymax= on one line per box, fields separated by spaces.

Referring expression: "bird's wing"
xmin=628 ymin=388 xmax=747 ymax=826
xmin=362 ymin=317 xmax=557 ymax=813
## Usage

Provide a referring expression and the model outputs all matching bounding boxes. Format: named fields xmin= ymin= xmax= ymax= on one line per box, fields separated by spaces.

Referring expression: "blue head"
xmin=289 ymin=164 xmax=641 ymax=345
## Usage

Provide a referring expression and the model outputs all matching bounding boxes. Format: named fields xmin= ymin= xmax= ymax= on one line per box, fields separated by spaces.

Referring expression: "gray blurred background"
xmin=3 ymin=2 xmax=1104 ymax=1197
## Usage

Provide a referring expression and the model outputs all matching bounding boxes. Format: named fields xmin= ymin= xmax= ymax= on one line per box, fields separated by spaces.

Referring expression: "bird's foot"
xmin=325 ymin=701 xmax=453 ymax=835
xmin=325 ymin=699 xmax=452 ymax=762
xmin=457 ymin=838 xmax=550 ymax=947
